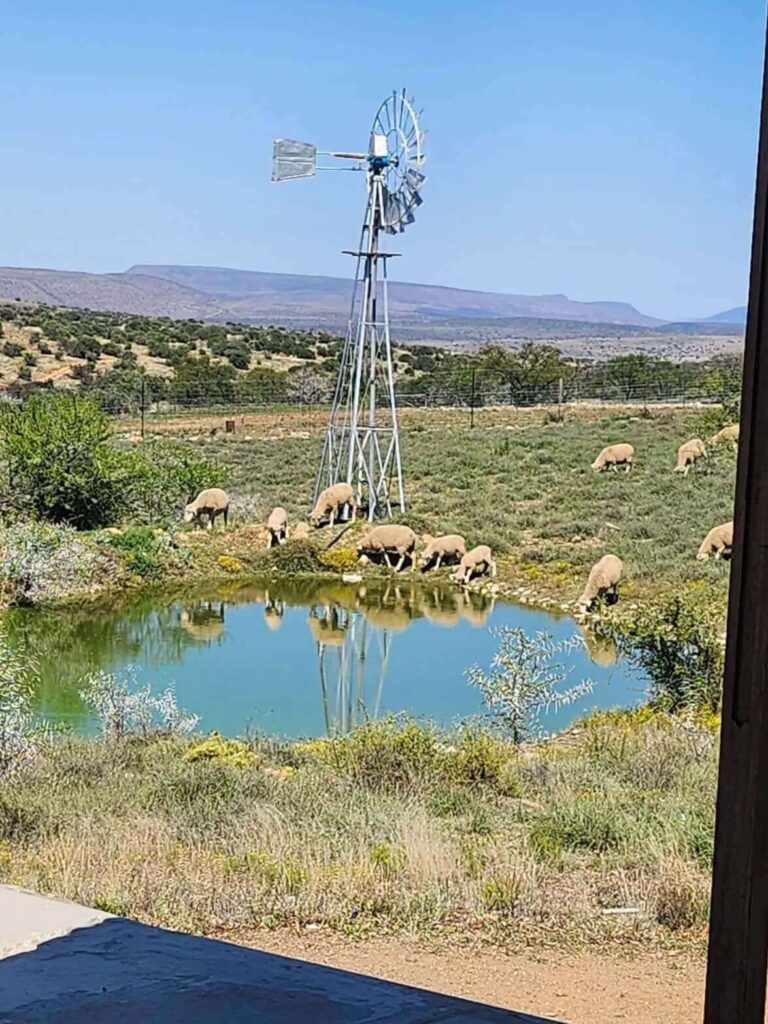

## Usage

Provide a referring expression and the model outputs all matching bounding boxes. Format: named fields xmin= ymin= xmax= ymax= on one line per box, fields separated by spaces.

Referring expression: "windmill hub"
xmin=272 ymin=90 xmax=427 ymax=519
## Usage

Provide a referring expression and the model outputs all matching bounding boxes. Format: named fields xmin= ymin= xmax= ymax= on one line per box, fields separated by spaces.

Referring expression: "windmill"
xmin=272 ymin=91 xmax=426 ymax=518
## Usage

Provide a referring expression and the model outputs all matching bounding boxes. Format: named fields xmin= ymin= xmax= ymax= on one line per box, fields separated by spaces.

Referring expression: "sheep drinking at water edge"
xmin=182 ymin=488 xmax=230 ymax=529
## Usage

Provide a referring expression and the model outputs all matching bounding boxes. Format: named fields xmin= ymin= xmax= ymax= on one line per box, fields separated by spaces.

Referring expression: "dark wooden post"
xmin=704 ymin=19 xmax=768 ymax=1024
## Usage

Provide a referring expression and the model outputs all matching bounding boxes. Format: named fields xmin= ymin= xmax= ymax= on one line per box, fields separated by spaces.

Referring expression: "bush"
xmin=0 ymin=521 xmax=116 ymax=605
xmin=266 ymin=539 xmax=322 ymax=574
xmin=183 ymin=732 xmax=256 ymax=768
xmin=79 ymin=668 xmax=199 ymax=741
xmin=100 ymin=526 xmax=165 ymax=579
xmin=0 ymin=629 xmax=37 ymax=779
xmin=118 ymin=439 xmax=225 ymax=525
xmin=0 ymin=395 xmax=123 ymax=528
xmin=467 ymin=629 xmax=594 ymax=743
xmin=601 ymin=593 xmax=724 ymax=712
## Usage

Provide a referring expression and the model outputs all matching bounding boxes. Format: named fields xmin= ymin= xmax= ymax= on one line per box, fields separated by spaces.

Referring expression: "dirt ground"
xmin=243 ymin=932 xmax=705 ymax=1023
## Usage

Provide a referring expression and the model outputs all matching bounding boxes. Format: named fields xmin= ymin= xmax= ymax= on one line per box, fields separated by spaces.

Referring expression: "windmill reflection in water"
xmin=308 ymin=584 xmax=496 ymax=736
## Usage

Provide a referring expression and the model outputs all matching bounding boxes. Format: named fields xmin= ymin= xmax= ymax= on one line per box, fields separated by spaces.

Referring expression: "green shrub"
xmin=312 ymin=719 xmax=443 ymax=790
xmin=267 ymin=539 xmax=322 ymax=574
xmin=100 ymin=526 xmax=164 ymax=578
xmin=601 ymin=592 xmax=724 ymax=712
xmin=529 ymin=796 xmax=624 ymax=855
xmin=0 ymin=395 xmax=224 ymax=529
xmin=0 ymin=395 xmax=124 ymax=528
xmin=118 ymin=439 xmax=225 ymax=525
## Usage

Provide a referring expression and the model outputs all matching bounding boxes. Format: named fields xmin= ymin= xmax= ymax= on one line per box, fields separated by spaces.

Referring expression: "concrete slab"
xmin=0 ymin=886 xmax=561 ymax=1023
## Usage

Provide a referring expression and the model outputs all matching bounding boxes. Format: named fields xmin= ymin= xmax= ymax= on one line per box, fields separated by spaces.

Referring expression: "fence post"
xmin=140 ymin=379 xmax=146 ymax=440
xmin=558 ymin=376 xmax=564 ymax=413
xmin=469 ymin=367 xmax=476 ymax=428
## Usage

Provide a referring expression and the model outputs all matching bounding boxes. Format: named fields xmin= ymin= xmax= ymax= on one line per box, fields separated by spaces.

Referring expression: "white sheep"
xmin=182 ymin=488 xmax=230 ymax=529
xmin=697 ymin=521 xmax=734 ymax=561
xmin=310 ymin=482 xmax=356 ymax=527
xmin=711 ymin=423 xmax=740 ymax=447
xmin=452 ymin=545 xmax=497 ymax=585
xmin=267 ymin=506 xmax=288 ymax=548
xmin=418 ymin=533 xmax=467 ymax=572
xmin=357 ymin=524 xmax=417 ymax=572
xmin=674 ymin=438 xmax=708 ymax=476
xmin=591 ymin=443 xmax=635 ymax=473
xmin=577 ymin=554 xmax=623 ymax=614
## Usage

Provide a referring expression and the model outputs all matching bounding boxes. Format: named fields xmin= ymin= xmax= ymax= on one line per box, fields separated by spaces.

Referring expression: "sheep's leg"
xmin=395 ymin=551 xmax=406 ymax=572
xmin=435 ymin=553 xmax=442 ymax=569
xmin=329 ymin=509 xmax=335 ymax=528
xmin=490 ymin=560 xmax=498 ymax=578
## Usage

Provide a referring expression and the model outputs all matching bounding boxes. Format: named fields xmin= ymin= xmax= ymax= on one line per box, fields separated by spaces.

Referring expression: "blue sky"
xmin=0 ymin=0 xmax=764 ymax=319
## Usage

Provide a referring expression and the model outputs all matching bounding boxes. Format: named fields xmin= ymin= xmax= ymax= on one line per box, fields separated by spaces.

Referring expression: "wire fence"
xmin=1 ymin=366 xmax=740 ymax=434
xmin=89 ymin=369 xmax=739 ymax=435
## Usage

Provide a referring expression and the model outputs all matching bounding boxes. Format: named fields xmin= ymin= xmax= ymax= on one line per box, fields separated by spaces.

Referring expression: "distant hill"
xmin=0 ymin=266 xmax=221 ymax=319
xmin=129 ymin=264 xmax=661 ymax=327
xmin=704 ymin=306 xmax=747 ymax=325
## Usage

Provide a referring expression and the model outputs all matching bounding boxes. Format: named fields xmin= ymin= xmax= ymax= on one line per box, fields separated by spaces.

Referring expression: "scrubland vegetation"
xmin=0 ymin=379 xmax=736 ymax=956
xmin=0 ymin=706 xmax=716 ymax=950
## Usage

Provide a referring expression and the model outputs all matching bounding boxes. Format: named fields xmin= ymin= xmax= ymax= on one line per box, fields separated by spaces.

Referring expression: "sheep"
xmin=310 ymin=482 xmax=356 ymax=527
xmin=452 ymin=545 xmax=497 ymax=585
xmin=577 ymin=554 xmax=623 ymax=614
xmin=182 ymin=488 xmax=230 ymax=529
xmin=267 ymin=506 xmax=288 ymax=548
xmin=711 ymin=423 xmax=740 ymax=447
xmin=674 ymin=438 xmax=708 ymax=476
xmin=591 ymin=443 xmax=635 ymax=473
xmin=418 ymin=533 xmax=467 ymax=572
xmin=356 ymin=524 xmax=417 ymax=572
xmin=697 ymin=521 xmax=734 ymax=561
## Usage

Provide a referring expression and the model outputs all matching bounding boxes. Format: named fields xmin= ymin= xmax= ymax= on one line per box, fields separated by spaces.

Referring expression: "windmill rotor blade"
xmin=272 ymin=139 xmax=317 ymax=181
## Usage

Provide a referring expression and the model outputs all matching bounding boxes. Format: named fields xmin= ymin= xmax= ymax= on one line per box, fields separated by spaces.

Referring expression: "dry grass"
xmin=0 ymin=713 xmax=715 ymax=951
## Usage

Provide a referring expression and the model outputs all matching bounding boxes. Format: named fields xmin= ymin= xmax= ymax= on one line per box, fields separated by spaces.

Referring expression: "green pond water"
xmin=2 ymin=578 xmax=645 ymax=738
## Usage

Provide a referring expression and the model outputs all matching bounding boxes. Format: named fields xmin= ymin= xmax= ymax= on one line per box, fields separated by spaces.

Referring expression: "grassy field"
xmin=131 ymin=404 xmax=736 ymax=616
xmin=0 ymin=713 xmax=715 ymax=952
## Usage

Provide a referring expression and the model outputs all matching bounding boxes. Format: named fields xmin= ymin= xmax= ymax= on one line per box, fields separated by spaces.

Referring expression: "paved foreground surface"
xmin=0 ymin=885 xmax=555 ymax=1023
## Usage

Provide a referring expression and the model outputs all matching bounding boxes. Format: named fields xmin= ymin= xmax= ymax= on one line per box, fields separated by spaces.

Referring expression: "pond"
xmin=2 ymin=578 xmax=646 ymax=738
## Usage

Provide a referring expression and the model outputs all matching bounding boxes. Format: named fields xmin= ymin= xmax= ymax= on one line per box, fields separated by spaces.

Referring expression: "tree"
xmin=467 ymin=628 xmax=593 ymax=743
xmin=0 ymin=394 xmax=122 ymax=528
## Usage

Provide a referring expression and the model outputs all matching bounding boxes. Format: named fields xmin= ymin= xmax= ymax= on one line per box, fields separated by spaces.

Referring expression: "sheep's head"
xmin=696 ymin=548 xmax=710 ymax=562
xmin=182 ymin=504 xmax=197 ymax=523
xmin=590 ymin=458 xmax=602 ymax=471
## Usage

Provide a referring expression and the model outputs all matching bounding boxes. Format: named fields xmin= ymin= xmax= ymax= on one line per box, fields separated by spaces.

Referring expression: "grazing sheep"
xmin=357 ymin=524 xmax=417 ymax=572
xmin=267 ymin=506 xmax=288 ymax=548
xmin=697 ymin=521 xmax=734 ymax=561
xmin=418 ymin=533 xmax=467 ymax=572
xmin=452 ymin=545 xmax=497 ymax=585
xmin=182 ymin=488 xmax=230 ymax=529
xmin=711 ymin=423 xmax=740 ymax=447
xmin=674 ymin=438 xmax=708 ymax=476
xmin=591 ymin=443 xmax=635 ymax=473
xmin=577 ymin=554 xmax=623 ymax=614
xmin=310 ymin=482 xmax=356 ymax=527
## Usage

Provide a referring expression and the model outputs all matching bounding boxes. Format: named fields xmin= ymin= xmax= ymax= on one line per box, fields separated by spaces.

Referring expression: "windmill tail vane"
xmin=272 ymin=89 xmax=427 ymax=520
